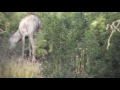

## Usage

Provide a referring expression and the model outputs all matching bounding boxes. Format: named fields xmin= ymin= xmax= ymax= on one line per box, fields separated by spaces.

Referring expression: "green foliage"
xmin=1 ymin=12 xmax=120 ymax=78
xmin=35 ymin=31 xmax=48 ymax=57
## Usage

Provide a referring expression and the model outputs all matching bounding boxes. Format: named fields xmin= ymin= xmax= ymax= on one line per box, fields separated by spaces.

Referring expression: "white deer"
xmin=9 ymin=15 xmax=42 ymax=62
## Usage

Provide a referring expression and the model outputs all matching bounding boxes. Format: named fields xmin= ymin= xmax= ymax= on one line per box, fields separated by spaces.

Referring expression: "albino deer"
xmin=9 ymin=15 xmax=42 ymax=62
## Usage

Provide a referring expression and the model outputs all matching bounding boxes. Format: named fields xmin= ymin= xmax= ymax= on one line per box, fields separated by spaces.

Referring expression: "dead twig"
xmin=0 ymin=31 xmax=7 ymax=34
xmin=106 ymin=20 xmax=120 ymax=50
xmin=0 ymin=28 xmax=7 ymax=34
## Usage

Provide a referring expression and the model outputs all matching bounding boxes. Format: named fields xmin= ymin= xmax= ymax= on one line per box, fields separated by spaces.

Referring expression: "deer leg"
xmin=29 ymin=35 xmax=36 ymax=63
xmin=28 ymin=42 xmax=32 ymax=60
xmin=21 ymin=36 xmax=25 ymax=61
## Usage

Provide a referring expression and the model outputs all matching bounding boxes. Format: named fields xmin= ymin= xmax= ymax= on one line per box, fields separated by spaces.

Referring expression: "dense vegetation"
xmin=0 ymin=12 xmax=120 ymax=78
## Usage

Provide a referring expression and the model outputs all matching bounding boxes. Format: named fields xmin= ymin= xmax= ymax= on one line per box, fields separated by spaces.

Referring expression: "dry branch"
xmin=107 ymin=30 xmax=115 ymax=50
xmin=106 ymin=20 xmax=120 ymax=50
xmin=0 ymin=28 xmax=7 ymax=34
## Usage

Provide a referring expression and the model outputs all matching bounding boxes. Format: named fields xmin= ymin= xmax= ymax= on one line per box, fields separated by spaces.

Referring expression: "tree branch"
xmin=0 ymin=28 xmax=3 ymax=32
xmin=107 ymin=30 xmax=115 ymax=50
xmin=106 ymin=20 xmax=120 ymax=50
xmin=0 ymin=28 xmax=7 ymax=34
xmin=0 ymin=31 xmax=7 ymax=34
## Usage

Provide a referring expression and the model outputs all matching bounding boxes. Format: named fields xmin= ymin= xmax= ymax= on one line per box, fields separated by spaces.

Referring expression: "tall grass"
xmin=0 ymin=58 xmax=43 ymax=78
